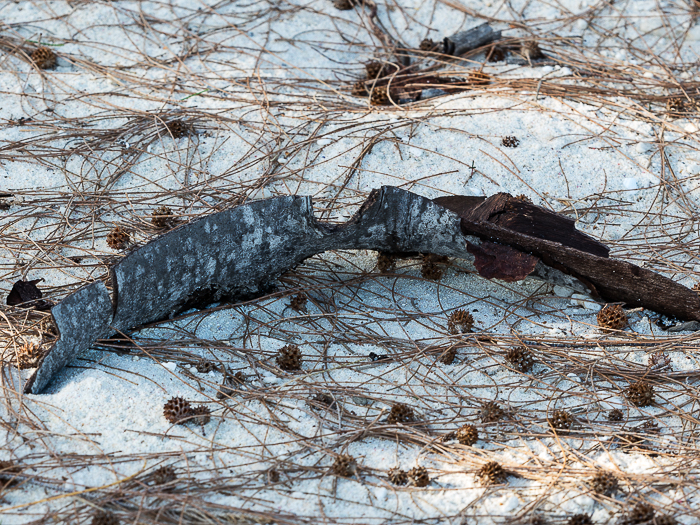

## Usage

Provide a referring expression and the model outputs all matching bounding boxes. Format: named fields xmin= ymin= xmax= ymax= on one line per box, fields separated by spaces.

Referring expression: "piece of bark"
xmin=435 ymin=193 xmax=700 ymax=322
xmin=444 ymin=23 xmax=502 ymax=57
xmin=435 ymin=193 xmax=609 ymax=257
xmin=467 ymin=241 xmax=539 ymax=282
xmin=6 ymin=279 xmax=51 ymax=310
xmin=666 ymin=321 xmax=700 ymax=332
xmin=109 ymin=196 xmax=330 ymax=333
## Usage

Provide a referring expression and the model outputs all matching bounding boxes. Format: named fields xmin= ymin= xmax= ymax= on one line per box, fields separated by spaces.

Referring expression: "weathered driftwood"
xmin=26 ymin=187 xmax=478 ymax=393
xmin=27 ymin=282 xmax=113 ymax=394
xmin=444 ymin=23 xmax=502 ymax=57
xmin=21 ymin=187 xmax=700 ymax=394
xmin=434 ymin=193 xmax=700 ymax=322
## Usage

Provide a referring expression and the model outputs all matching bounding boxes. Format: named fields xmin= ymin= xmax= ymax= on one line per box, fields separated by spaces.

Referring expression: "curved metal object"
xmin=23 ymin=186 xmax=700 ymax=394
xmin=26 ymin=187 xmax=482 ymax=393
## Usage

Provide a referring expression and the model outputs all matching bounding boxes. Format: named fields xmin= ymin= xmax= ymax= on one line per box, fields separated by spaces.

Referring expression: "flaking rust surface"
xmin=25 ymin=186 xmax=699 ymax=394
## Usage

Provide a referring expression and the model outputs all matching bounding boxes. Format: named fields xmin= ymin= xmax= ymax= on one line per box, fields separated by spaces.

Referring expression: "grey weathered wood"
xmin=110 ymin=196 xmax=330 ymax=333
xmin=27 ymin=187 xmax=485 ymax=394
xmin=24 ymin=282 xmax=112 ymax=394
xmin=445 ymin=23 xmax=502 ymax=56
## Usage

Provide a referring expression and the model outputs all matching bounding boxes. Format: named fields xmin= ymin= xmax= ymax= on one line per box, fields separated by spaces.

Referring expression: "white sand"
xmin=1 ymin=0 xmax=700 ymax=524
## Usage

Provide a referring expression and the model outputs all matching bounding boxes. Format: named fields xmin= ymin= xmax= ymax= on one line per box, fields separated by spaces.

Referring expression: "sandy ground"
xmin=2 ymin=0 xmax=700 ymax=524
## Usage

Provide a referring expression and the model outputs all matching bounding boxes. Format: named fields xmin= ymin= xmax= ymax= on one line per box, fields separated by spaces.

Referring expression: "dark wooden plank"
xmin=435 ymin=193 xmax=700 ymax=322
xmin=435 ymin=193 xmax=609 ymax=257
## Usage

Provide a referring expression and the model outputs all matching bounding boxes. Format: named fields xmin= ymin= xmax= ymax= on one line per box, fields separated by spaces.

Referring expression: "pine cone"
xmin=14 ymin=341 xmax=43 ymax=369
xmin=351 ymin=80 xmax=368 ymax=97
xmin=618 ymin=502 xmax=655 ymax=525
xmin=151 ymin=205 xmax=175 ymax=229
xmin=163 ymin=397 xmax=193 ymax=425
xmin=566 ymin=515 xmax=592 ymax=525
xmin=387 ymin=467 xmax=408 ymax=485
xmin=419 ymin=38 xmax=438 ymax=51
xmin=369 ymin=86 xmax=390 ymax=106
xmin=693 ymin=282 xmax=700 ymax=293
xmin=377 ymin=252 xmax=396 ymax=272
xmin=365 ymin=61 xmax=387 ymax=79
xmin=597 ymin=304 xmax=627 ymax=330
xmin=667 ymin=97 xmax=697 ymax=117
xmin=476 ymin=461 xmax=508 ymax=486
xmin=589 ymin=470 xmax=618 ymax=496
xmin=456 ymin=424 xmax=478 ymax=446
xmin=438 ymin=347 xmax=457 ymax=365
xmin=505 ymin=346 xmax=534 ymax=372
xmin=90 ymin=512 xmax=120 ymax=525
xmin=106 ymin=227 xmax=130 ymax=250
xmin=480 ymin=401 xmax=504 ymax=423
xmin=421 ymin=254 xmax=448 ymax=280
xmin=520 ymin=40 xmax=544 ymax=60
xmin=607 ymin=408 xmax=624 ymax=422
xmin=408 ymin=466 xmax=429 ymax=487
xmin=276 ymin=344 xmax=302 ymax=371
xmin=447 ymin=309 xmax=474 ymax=335
xmin=387 ymin=402 xmax=414 ymax=424
xmin=289 ymin=293 xmax=307 ymax=312
xmin=331 ymin=454 xmax=355 ymax=477
xmin=192 ymin=405 xmax=211 ymax=426
xmin=152 ymin=465 xmax=176 ymax=485
xmin=624 ymin=381 xmax=655 ymax=407
xmin=548 ymin=409 xmax=575 ymax=431
xmin=30 ymin=46 xmax=57 ymax=69
xmin=166 ymin=120 xmax=189 ymax=138
xmin=501 ymin=136 xmax=520 ymax=148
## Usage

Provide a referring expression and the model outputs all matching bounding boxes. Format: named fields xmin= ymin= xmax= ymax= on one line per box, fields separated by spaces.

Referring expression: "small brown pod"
xmin=408 ymin=466 xmax=429 ymax=487
xmin=455 ymin=424 xmax=478 ymax=446
xmin=476 ymin=461 xmax=508 ymax=486
xmin=163 ymin=397 xmax=193 ymax=425
xmin=106 ymin=227 xmax=130 ymax=250
xmin=331 ymin=454 xmax=355 ymax=477
xmin=276 ymin=344 xmax=302 ymax=371
xmin=31 ymin=46 xmax=57 ymax=69
xmin=386 ymin=403 xmax=414 ymax=424
xmin=597 ymin=304 xmax=627 ymax=330
xmin=387 ymin=467 xmax=408 ymax=485
xmin=624 ymin=381 xmax=655 ymax=407
xmin=589 ymin=470 xmax=618 ymax=496
xmin=447 ymin=309 xmax=474 ymax=335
